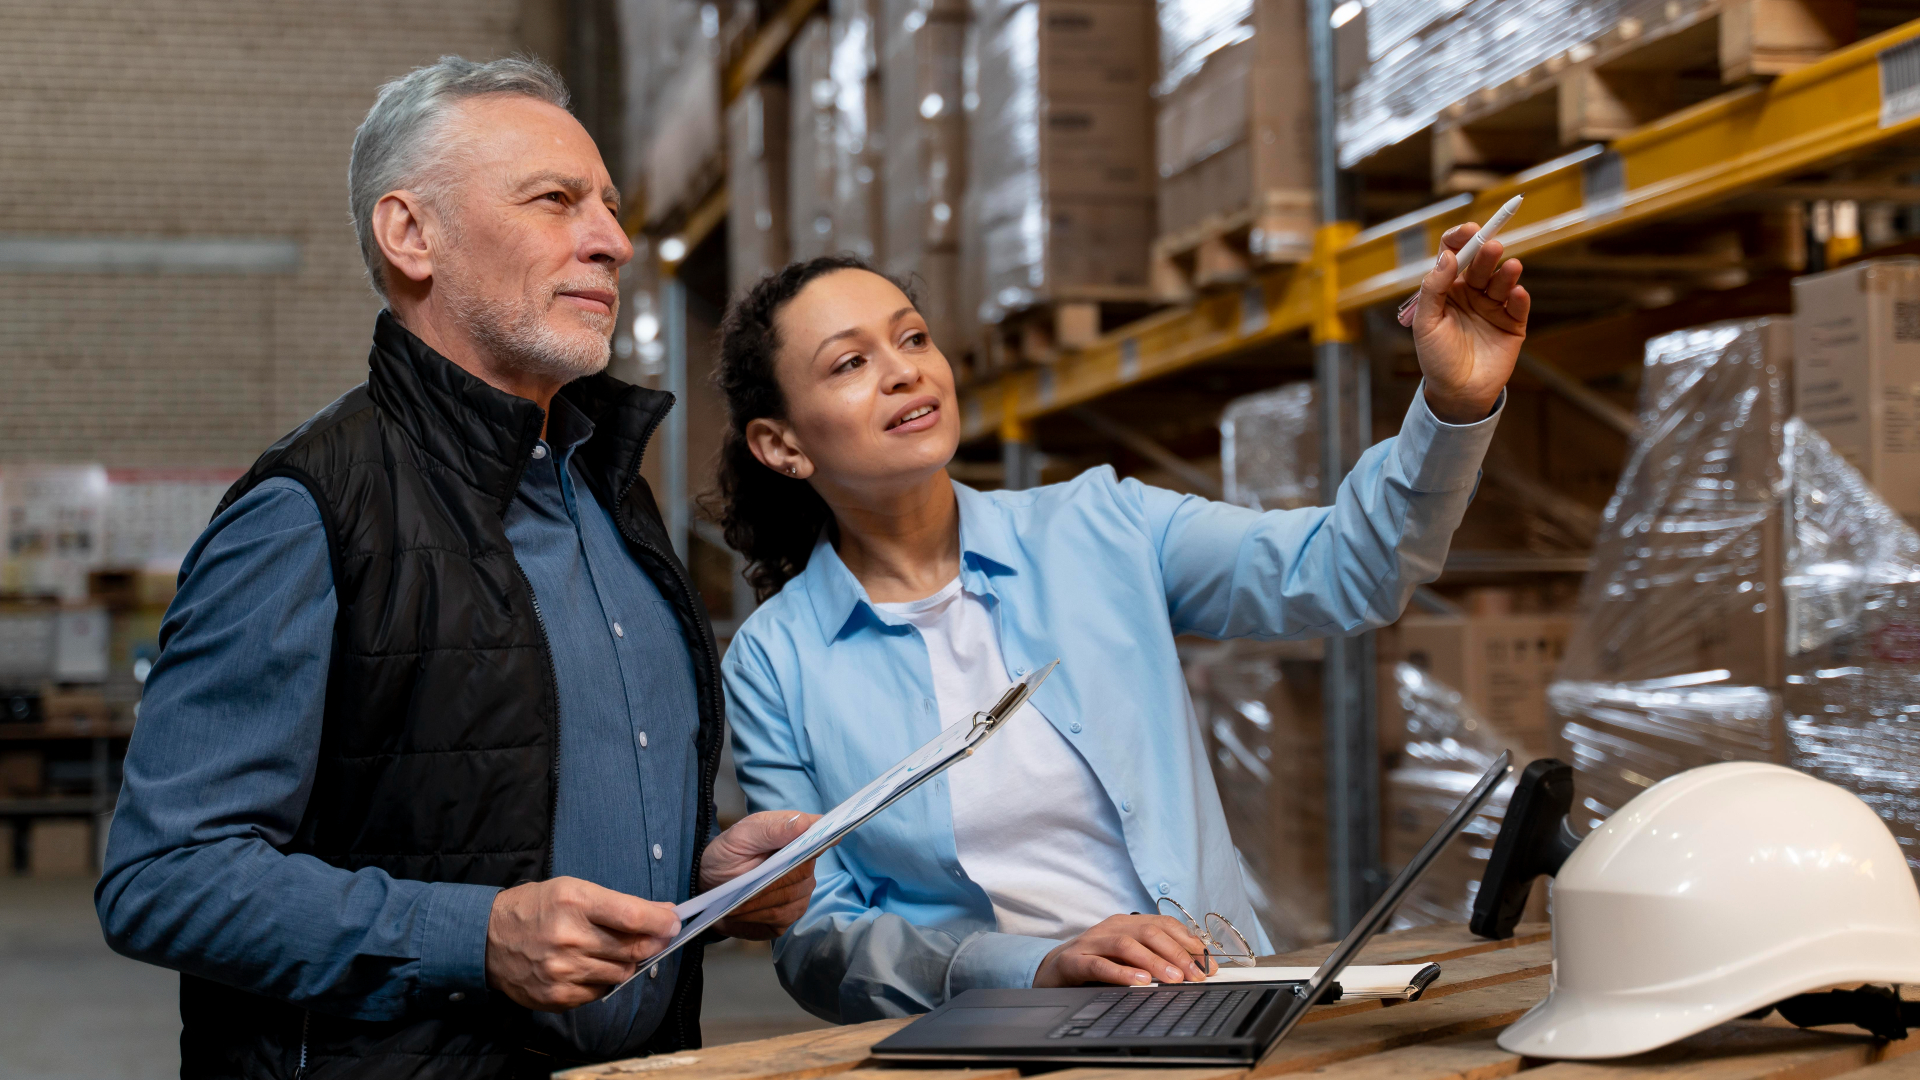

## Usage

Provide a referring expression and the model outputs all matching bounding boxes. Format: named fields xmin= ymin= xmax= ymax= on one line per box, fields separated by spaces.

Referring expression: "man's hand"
xmin=1034 ymin=914 xmax=1218 ymax=988
xmin=485 ymin=877 xmax=680 ymax=1011
xmin=701 ymin=810 xmax=822 ymax=940
xmin=1409 ymin=222 xmax=1530 ymax=425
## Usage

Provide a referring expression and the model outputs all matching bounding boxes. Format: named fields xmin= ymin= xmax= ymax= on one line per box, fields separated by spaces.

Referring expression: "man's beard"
xmin=441 ymin=264 xmax=617 ymax=384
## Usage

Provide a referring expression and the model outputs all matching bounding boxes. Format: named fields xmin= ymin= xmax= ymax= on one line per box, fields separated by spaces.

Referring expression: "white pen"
xmin=1397 ymin=194 xmax=1524 ymax=327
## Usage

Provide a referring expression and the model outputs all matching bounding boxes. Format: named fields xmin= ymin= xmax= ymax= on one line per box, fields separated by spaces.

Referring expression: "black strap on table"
xmin=1744 ymin=986 xmax=1920 ymax=1040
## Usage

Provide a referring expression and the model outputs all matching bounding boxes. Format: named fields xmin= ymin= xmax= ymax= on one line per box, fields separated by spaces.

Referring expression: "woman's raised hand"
xmin=1034 ymin=914 xmax=1220 ymax=987
xmin=1407 ymin=222 xmax=1530 ymax=425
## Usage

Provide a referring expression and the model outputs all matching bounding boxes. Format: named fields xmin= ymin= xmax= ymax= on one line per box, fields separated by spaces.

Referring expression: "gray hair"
xmin=349 ymin=55 xmax=572 ymax=298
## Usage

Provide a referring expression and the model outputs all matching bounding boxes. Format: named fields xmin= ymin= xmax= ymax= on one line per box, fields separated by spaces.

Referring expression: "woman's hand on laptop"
xmin=1034 ymin=914 xmax=1218 ymax=987
xmin=701 ymin=810 xmax=824 ymax=940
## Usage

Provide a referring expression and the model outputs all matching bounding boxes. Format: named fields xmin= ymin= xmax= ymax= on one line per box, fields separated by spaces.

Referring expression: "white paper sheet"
xmin=1173 ymin=962 xmax=1440 ymax=999
xmin=605 ymin=661 xmax=1059 ymax=998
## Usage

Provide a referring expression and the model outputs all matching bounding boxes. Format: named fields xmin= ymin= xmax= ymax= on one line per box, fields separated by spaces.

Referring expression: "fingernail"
xmin=1165 ymin=966 xmax=1182 ymax=981
xmin=1135 ymin=972 xmax=1153 ymax=985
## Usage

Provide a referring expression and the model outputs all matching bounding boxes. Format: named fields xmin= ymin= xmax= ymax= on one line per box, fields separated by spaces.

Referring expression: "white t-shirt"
xmin=874 ymin=577 xmax=1158 ymax=940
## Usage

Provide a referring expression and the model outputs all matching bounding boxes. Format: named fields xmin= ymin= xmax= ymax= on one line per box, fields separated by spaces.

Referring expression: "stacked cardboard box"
xmin=1152 ymin=0 xmax=1315 ymax=277
xmin=790 ymin=18 xmax=839 ymax=262
xmin=967 ymin=0 xmax=1156 ymax=324
xmin=1379 ymin=612 xmax=1573 ymax=760
xmin=831 ymin=0 xmax=887 ymax=260
xmin=1794 ymin=259 xmax=1920 ymax=528
xmin=640 ymin=1 xmax=723 ymax=231
xmin=882 ymin=0 xmax=970 ymax=353
xmin=727 ymin=83 xmax=791 ymax=299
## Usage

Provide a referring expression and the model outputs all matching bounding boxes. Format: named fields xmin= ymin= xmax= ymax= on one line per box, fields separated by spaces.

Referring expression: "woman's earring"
xmin=787 ymin=466 xmax=798 ymax=476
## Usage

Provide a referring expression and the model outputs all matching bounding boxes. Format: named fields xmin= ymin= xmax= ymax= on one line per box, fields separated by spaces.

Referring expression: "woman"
xmin=716 ymin=229 xmax=1528 ymax=1023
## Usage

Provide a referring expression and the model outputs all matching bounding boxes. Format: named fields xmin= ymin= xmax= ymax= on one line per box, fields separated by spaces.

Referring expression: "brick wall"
xmin=0 ymin=0 xmax=568 ymax=467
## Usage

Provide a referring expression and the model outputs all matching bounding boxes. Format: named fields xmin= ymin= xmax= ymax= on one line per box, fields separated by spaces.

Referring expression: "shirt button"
xmin=613 ymin=622 xmax=625 ymax=638
xmin=652 ymin=843 xmax=664 ymax=860
xmin=531 ymin=444 xmax=548 ymax=460
xmin=638 ymin=731 xmax=649 ymax=748
xmin=1122 ymin=799 xmax=1133 ymax=813
xmin=1159 ymin=881 xmax=1172 ymax=895
xmin=648 ymin=967 xmax=660 ymax=979
xmin=1069 ymin=722 xmax=1083 ymax=734
xmin=448 ymin=991 xmax=466 ymax=1002
xmin=1013 ymin=666 xmax=1028 ymax=676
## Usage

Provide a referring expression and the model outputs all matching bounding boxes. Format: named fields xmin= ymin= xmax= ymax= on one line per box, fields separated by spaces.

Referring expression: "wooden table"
xmin=559 ymin=922 xmax=1920 ymax=1080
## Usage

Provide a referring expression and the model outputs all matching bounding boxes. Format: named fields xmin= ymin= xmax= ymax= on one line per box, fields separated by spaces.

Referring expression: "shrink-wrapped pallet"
xmin=965 ymin=0 xmax=1156 ymax=323
xmin=790 ymin=18 xmax=839 ymax=261
xmin=1336 ymin=0 xmax=1708 ymax=169
xmin=1220 ymin=381 xmax=1317 ymax=511
xmin=1152 ymin=0 xmax=1314 ymax=265
xmin=882 ymin=0 xmax=969 ymax=351
xmin=1183 ymin=638 xmax=1329 ymax=951
xmin=625 ymin=0 xmax=723 ymax=229
xmin=831 ymin=0 xmax=886 ymax=260
xmin=1550 ymin=316 xmax=1920 ymax=870
xmin=728 ymin=84 xmax=790 ymax=299
xmin=1381 ymin=662 xmax=1527 ymax=928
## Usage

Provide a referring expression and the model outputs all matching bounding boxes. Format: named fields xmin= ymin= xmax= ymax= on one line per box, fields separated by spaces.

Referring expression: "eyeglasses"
xmin=1157 ymin=897 xmax=1256 ymax=968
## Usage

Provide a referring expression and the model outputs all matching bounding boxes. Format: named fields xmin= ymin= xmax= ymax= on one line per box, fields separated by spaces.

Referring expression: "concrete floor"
xmin=0 ymin=876 xmax=827 ymax=1080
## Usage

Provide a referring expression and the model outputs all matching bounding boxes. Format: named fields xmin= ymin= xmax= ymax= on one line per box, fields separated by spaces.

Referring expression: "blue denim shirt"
xmin=97 ymin=396 xmax=702 ymax=1060
xmin=724 ymin=388 xmax=1499 ymax=1023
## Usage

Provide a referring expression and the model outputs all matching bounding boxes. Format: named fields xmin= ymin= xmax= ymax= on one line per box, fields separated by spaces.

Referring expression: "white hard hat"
xmin=1499 ymin=761 xmax=1920 ymax=1059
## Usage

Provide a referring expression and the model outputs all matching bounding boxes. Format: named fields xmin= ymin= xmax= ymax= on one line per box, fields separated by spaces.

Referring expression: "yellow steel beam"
xmin=957 ymin=16 xmax=1920 ymax=442
xmin=725 ymin=0 xmax=826 ymax=106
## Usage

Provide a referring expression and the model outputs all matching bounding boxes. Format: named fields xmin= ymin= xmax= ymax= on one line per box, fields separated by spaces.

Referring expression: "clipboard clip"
xmin=968 ymin=659 xmax=1060 ymax=737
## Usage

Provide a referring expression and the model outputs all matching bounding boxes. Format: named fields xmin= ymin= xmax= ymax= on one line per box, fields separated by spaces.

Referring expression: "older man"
xmin=96 ymin=57 xmax=812 ymax=1077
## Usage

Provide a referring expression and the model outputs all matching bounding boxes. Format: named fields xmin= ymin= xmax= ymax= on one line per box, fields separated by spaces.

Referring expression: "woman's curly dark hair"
xmin=705 ymin=254 xmax=916 ymax=602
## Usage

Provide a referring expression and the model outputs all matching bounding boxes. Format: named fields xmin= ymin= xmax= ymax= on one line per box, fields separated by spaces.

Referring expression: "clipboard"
xmin=606 ymin=658 xmax=1060 ymax=998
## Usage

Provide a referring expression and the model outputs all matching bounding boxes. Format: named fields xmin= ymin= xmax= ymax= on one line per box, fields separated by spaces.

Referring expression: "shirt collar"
xmin=800 ymin=479 xmax=1022 ymax=644
xmin=542 ymin=394 xmax=596 ymax=463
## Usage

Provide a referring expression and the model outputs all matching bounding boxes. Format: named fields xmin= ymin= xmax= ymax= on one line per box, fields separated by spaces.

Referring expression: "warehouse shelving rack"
xmin=637 ymin=0 xmax=1920 ymax=933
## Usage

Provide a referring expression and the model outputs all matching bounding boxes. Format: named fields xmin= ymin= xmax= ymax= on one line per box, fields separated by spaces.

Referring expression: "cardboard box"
xmin=1153 ymin=0 xmax=1315 ymax=258
xmin=1794 ymin=259 xmax=1920 ymax=524
xmin=1381 ymin=613 xmax=1574 ymax=756
xmin=970 ymin=0 xmax=1156 ymax=319
xmin=29 ymin=818 xmax=92 ymax=878
xmin=728 ymin=83 xmax=791 ymax=300
xmin=0 ymin=751 xmax=42 ymax=797
xmin=789 ymin=18 xmax=839 ymax=262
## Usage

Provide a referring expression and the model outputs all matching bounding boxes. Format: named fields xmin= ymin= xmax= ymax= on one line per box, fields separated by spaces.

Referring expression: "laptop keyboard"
xmin=1046 ymin=988 xmax=1252 ymax=1040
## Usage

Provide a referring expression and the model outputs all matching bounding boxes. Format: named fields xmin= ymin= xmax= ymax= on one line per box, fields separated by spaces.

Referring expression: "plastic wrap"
xmin=727 ymin=84 xmax=791 ymax=300
xmin=1183 ymin=638 xmax=1329 ymax=951
xmin=881 ymin=0 xmax=968 ymax=348
xmin=624 ymin=0 xmax=724 ymax=227
xmin=789 ymin=18 xmax=839 ymax=261
xmin=830 ymin=0 xmax=886 ymax=260
xmin=1549 ymin=319 xmax=1793 ymax=824
xmin=1336 ymin=0 xmax=1715 ymax=168
xmin=1781 ymin=419 xmax=1920 ymax=866
xmin=965 ymin=0 xmax=1154 ymax=322
xmin=1382 ymin=662 xmax=1523 ymax=928
xmin=1155 ymin=0 xmax=1254 ymax=97
xmin=1220 ymin=382 xmax=1318 ymax=511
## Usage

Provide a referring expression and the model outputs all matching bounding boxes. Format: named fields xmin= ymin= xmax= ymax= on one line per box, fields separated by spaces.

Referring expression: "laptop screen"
xmin=1255 ymin=749 xmax=1514 ymax=1062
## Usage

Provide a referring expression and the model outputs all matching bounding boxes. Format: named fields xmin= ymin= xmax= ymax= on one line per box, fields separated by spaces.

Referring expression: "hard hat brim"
xmin=1497 ymin=926 xmax=1920 ymax=1059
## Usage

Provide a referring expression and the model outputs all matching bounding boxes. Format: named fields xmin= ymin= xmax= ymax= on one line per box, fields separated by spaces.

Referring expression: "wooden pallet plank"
xmin=1306 ymin=1027 xmax=1523 ymax=1080
xmin=1526 ymin=1016 xmax=1919 ymax=1080
xmin=1248 ymin=974 xmax=1551 ymax=1076
xmin=556 ymin=1017 xmax=912 ymax=1080
xmin=1833 ymin=1043 xmax=1920 ymax=1080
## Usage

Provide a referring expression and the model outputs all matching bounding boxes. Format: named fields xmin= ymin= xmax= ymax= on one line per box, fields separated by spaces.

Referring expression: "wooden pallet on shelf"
xmin=1150 ymin=191 xmax=1318 ymax=303
xmin=971 ymin=288 xmax=1164 ymax=377
xmin=1432 ymin=0 xmax=1857 ymax=194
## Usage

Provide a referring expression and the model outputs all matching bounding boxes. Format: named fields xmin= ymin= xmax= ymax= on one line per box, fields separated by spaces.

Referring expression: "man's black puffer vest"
xmin=176 ymin=313 xmax=724 ymax=1079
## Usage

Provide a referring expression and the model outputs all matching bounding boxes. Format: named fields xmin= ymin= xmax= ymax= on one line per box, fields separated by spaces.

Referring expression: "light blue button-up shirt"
xmin=724 ymin=388 xmax=1501 ymax=1023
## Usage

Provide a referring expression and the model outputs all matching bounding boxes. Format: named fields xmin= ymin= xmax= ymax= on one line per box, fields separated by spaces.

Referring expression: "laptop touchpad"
xmin=942 ymin=1006 xmax=1066 ymax=1028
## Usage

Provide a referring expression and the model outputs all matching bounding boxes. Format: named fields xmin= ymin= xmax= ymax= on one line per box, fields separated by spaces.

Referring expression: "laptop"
xmin=871 ymin=749 xmax=1514 ymax=1065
